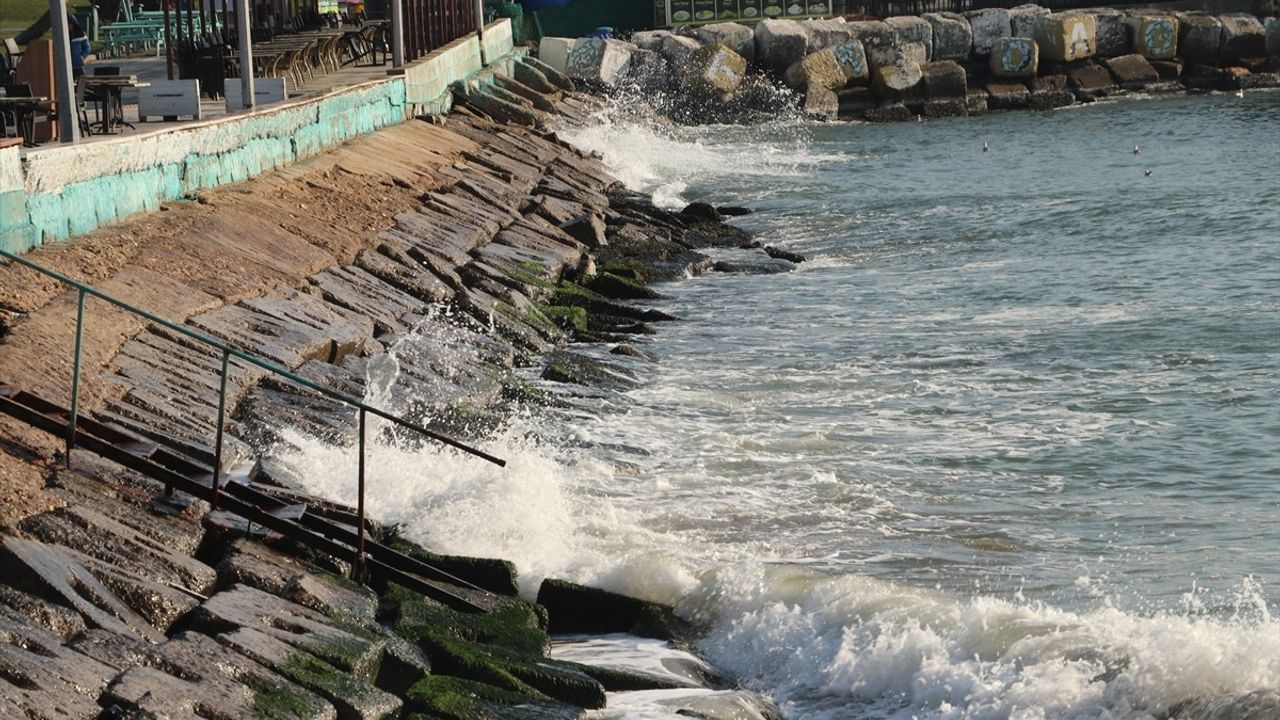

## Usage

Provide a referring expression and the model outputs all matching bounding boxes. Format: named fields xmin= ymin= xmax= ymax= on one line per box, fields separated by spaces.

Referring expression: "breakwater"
xmin=539 ymin=6 xmax=1280 ymax=122
xmin=0 ymin=56 xmax=791 ymax=718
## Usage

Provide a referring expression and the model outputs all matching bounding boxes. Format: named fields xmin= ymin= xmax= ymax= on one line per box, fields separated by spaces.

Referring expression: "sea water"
xmin=279 ymin=92 xmax=1280 ymax=719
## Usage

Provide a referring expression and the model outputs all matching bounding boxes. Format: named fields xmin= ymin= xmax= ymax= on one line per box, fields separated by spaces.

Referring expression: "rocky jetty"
xmin=537 ymin=6 xmax=1280 ymax=123
xmin=0 ymin=64 xmax=787 ymax=718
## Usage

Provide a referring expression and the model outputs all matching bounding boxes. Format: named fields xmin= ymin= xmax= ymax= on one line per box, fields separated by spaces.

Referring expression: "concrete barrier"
xmin=965 ymin=9 xmax=1011 ymax=57
xmin=1177 ymin=14 xmax=1224 ymax=66
xmin=1092 ymin=9 xmax=1129 ymax=58
xmin=755 ymin=19 xmax=811 ymax=74
xmin=1009 ymin=4 xmax=1049 ymax=38
xmin=924 ymin=12 xmax=973 ymax=62
xmin=885 ymin=16 xmax=933 ymax=61
xmin=1036 ymin=13 xmax=1097 ymax=63
xmin=1128 ymin=15 xmax=1179 ymax=61
xmin=992 ymin=37 xmax=1038 ymax=77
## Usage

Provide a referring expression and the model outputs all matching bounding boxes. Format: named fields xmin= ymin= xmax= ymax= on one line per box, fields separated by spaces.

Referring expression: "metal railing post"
xmin=390 ymin=0 xmax=404 ymax=68
xmin=211 ymin=348 xmax=230 ymax=509
xmin=66 ymin=288 xmax=86 ymax=466
xmin=474 ymin=0 xmax=486 ymax=66
xmin=355 ymin=407 xmax=367 ymax=580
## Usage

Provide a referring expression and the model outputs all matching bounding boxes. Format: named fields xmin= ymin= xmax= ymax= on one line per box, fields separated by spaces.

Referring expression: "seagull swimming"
xmin=982 ymin=141 xmax=989 ymax=152
xmin=1236 ymin=88 xmax=1245 ymax=98
xmin=1133 ymin=145 xmax=1140 ymax=155
xmin=1145 ymin=169 xmax=1153 ymax=177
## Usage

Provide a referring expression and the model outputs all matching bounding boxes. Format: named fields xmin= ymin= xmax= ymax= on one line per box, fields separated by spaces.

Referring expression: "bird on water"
xmin=983 ymin=141 xmax=989 ymax=153
xmin=1145 ymin=169 xmax=1153 ymax=177
xmin=1134 ymin=145 xmax=1141 ymax=155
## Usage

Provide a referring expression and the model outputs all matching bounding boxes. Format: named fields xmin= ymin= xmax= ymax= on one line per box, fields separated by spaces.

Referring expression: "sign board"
xmin=224 ymin=77 xmax=289 ymax=112
xmin=138 ymin=79 xmax=203 ymax=121
xmin=658 ymin=0 xmax=834 ymax=27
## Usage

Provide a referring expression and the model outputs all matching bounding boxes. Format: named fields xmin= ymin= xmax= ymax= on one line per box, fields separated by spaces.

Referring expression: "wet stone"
xmin=219 ymin=626 xmax=401 ymax=720
xmin=542 ymin=350 xmax=640 ymax=391
xmin=0 ymin=612 xmax=117 ymax=720
xmin=107 ymin=630 xmax=338 ymax=720
xmin=310 ymin=266 xmax=426 ymax=337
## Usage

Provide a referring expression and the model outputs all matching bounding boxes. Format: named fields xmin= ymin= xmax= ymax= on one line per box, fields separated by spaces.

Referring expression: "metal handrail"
xmin=1 ymin=248 xmax=506 ymax=574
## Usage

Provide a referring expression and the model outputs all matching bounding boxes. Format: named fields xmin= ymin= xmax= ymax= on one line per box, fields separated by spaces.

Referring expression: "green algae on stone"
xmin=382 ymin=583 xmax=545 ymax=654
xmin=416 ymin=630 xmax=605 ymax=709
xmin=385 ymin=539 xmax=520 ymax=596
xmin=405 ymin=676 xmax=584 ymax=720
xmin=246 ymin=676 xmax=329 ymax=720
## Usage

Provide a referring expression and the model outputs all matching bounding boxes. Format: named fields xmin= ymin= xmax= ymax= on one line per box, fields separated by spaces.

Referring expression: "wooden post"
xmin=47 ymin=0 xmax=79 ymax=143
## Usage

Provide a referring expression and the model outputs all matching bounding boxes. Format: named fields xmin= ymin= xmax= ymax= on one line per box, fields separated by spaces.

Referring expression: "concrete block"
xmin=991 ymin=37 xmax=1039 ymax=77
xmin=802 ymin=84 xmax=839 ymax=119
xmin=986 ymin=81 xmax=1030 ymax=110
xmin=538 ymin=36 xmax=580 ymax=75
xmin=784 ymin=48 xmax=847 ymax=90
xmin=831 ymin=40 xmax=870 ymax=86
xmin=1009 ymin=4 xmax=1049 ymax=38
xmin=0 ymin=142 xmax=22 ymax=194
xmin=1104 ymin=54 xmax=1159 ymax=87
xmin=1068 ymin=63 xmax=1116 ymax=99
xmin=1219 ymin=14 xmax=1266 ymax=64
xmin=683 ymin=44 xmax=749 ymax=94
xmin=836 ymin=86 xmax=876 ymax=116
xmin=694 ymin=22 xmax=755 ymax=62
xmin=1036 ymin=13 xmax=1097 ymax=63
xmin=803 ymin=18 xmax=854 ymax=52
xmin=755 ymin=19 xmax=811 ymax=74
xmin=1128 ymin=14 xmax=1179 ymax=61
xmin=924 ymin=12 xmax=973 ymax=61
xmin=885 ymin=16 xmax=933 ymax=61
xmin=630 ymin=30 xmax=671 ymax=53
xmin=0 ymin=189 xmax=24 ymax=226
xmin=871 ymin=48 xmax=923 ymax=97
xmin=847 ymin=20 xmax=895 ymax=53
xmin=1093 ymin=9 xmax=1130 ymax=57
xmin=659 ymin=34 xmax=702 ymax=71
xmin=1177 ymin=14 xmax=1223 ymax=65
xmin=566 ymin=39 xmax=635 ymax=86
xmin=1267 ymin=18 xmax=1279 ymax=57
xmin=965 ymin=8 xmax=1011 ymax=57
xmin=921 ymin=60 xmax=967 ymax=100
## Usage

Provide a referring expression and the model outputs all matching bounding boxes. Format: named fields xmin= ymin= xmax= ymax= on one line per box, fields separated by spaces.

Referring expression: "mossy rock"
xmin=536 ymin=579 xmax=696 ymax=647
xmin=533 ymin=303 xmax=589 ymax=333
xmin=405 ymin=676 xmax=585 ymax=720
xmin=246 ymin=675 xmax=334 ymax=720
xmin=584 ymin=272 xmax=665 ymax=301
xmin=541 ymin=351 xmax=639 ymax=390
xmin=553 ymin=282 xmax=674 ymax=322
xmin=417 ymin=631 xmax=606 ymax=709
xmin=386 ymin=538 xmax=519 ymax=596
xmin=381 ymin=583 xmax=547 ymax=655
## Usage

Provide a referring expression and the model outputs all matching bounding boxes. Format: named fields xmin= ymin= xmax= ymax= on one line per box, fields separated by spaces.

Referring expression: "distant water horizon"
xmin=282 ymin=90 xmax=1280 ymax=719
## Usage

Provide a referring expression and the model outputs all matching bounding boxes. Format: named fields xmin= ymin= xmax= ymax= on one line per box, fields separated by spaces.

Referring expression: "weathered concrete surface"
xmin=0 ymin=612 xmax=118 ymax=719
xmin=802 ymin=84 xmax=840 ymax=119
xmin=925 ymin=12 xmax=973 ymax=61
xmin=785 ymin=49 xmax=848 ymax=90
xmin=1129 ymin=14 xmax=1180 ymax=61
xmin=872 ymin=47 xmax=925 ymax=98
xmin=1177 ymin=13 xmax=1224 ymax=66
xmin=566 ymin=39 xmax=635 ymax=87
xmin=1009 ymin=4 xmax=1050 ymax=39
xmin=755 ymin=19 xmax=811 ymax=74
xmin=684 ymin=44 xmax=750 ymax=95
xmin=966 ymin=8 xmax=1012 ymax=57
xmin=1105 ymin=54 xmax=1160 ymax=88
xmin=1068 ymin=63 xmax=1118 ymax=99
xmin=986 ymin=81 xmax=1032 ymax=110
xmin=922 ymin=61 xmax=969 ymax=101
xmin=886 ymin=16 xmax=934 ymax=61
xmin=1092 ymin=9 xmax=1129 ymax=58
xmin=538 ymin=36 xmax=580 ymax=75
xmin=992 ymin=37 xmax=1039 ymax=77
xmin=1219 ymin=14 xmax=1267 ymax=65
xmin=694 ymin=22 xmax=756 ymax=63
xmin=1036 ymin=13 xmax=1097 ymax=63
xmin=802 ymin=18 xmax=855 ymax=51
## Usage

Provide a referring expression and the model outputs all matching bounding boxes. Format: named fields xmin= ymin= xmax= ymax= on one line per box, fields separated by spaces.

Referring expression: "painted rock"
xmin=991 ymin=36 xmax=1039 ymax=77
xmin=537 ymin=37 xmax=580 ymax=75
xmin=566 ymin=39 xmax=635 ymax=86
xmin=924 ymin=12 xmax=973 ymax=61
xmin=1035 ymin=13 xmax=1097 ymax=62
xmin=754 ymin=19 xmax=811 ymax=74
xmin=1128 ymin=14 xmax=1178 ymax=61
xmin=830 ymin=39 xmax=870 ymax=85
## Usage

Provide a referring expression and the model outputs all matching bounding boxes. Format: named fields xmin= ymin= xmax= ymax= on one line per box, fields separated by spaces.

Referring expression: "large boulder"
xmin=991 ymin=36 xmax=1039 ymax=77
xmin=694 ymin=22 xmax=755 ymax=62
xmin=755 ymin=19 xmax=811 ymax=74
xmin=885 ymin=16 xmax=934 ymax=61
xmin=1128 ymin=14 xmax=1179 ymax=61
xmin=803 ymin=18 xmax=855 ymax=51
xmin=1104 ymin=53 xmax=1159 ymax=88
xmin=846 ymin=20 xmax=896 ymax=54
xmin=1268 ymin=18 xmax=1279 ymax=57
xmin=871 ymin=47 xmax=924 ymax=98
xmin=659 ymin=34 xmax=702 ymax=71
xmin=802 ymin=84 xmax=839 ymax=119
xmin=1068 ymin=63 xmax=1116 ymax=99
xmin=683 ymin=43 xmax=749 ymax=94
xmin=1093 ymin=9 xmax=1130 ymax=57
xmin=1177 ymin=13 xmax=1224 ymax=65
xmin=1219 ymin=14 xmax=1266 ymax=65
xmin=1036 ymin=13 xmax=1097 ymax=62
xmin=985 ymin=81 xmax=1030 ymax=110
xmin=921 ymin=60 xmax=967 ymax=100
xmin=831 ymin=40 xmax=870 ymax=86
xmin=1009 ymin=4 xmax=1050 ymax=38
xmin=784 ymin=48 xmax=846 ymax=90
xmin=630 ymin=30 xmax=672 ymax=53
xmin=538 ymin=37 xmax=580 ymax=75
xmin=566 ymin=39 xmax=635 ymax=86
xmin=925 ymin=12 xmax=973 ymax=61
xmin=965 ymin=8 xmax=1011 ymax=57
xmin=870 ymin=41 xmax=926 ymax=70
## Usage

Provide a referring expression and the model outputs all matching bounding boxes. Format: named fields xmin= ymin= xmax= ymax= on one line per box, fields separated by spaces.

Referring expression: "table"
xmin=0 ymin=96 xmax=50 ymax=147
xmin=82 ymin=75 xmax=150 ymax=134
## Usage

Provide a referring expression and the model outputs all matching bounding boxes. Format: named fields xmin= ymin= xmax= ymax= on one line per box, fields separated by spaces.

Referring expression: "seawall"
xmin=0 ymin=20 xmax=515 ymax=255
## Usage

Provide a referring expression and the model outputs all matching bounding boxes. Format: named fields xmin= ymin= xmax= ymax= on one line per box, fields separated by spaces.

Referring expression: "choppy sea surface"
xmin=282 ymin=92 xmax=1280 ymax=719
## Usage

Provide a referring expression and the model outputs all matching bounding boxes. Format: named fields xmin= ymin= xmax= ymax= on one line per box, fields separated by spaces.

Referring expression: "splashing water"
xmin=273 ymin=91 xmax=1280 ymax=718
